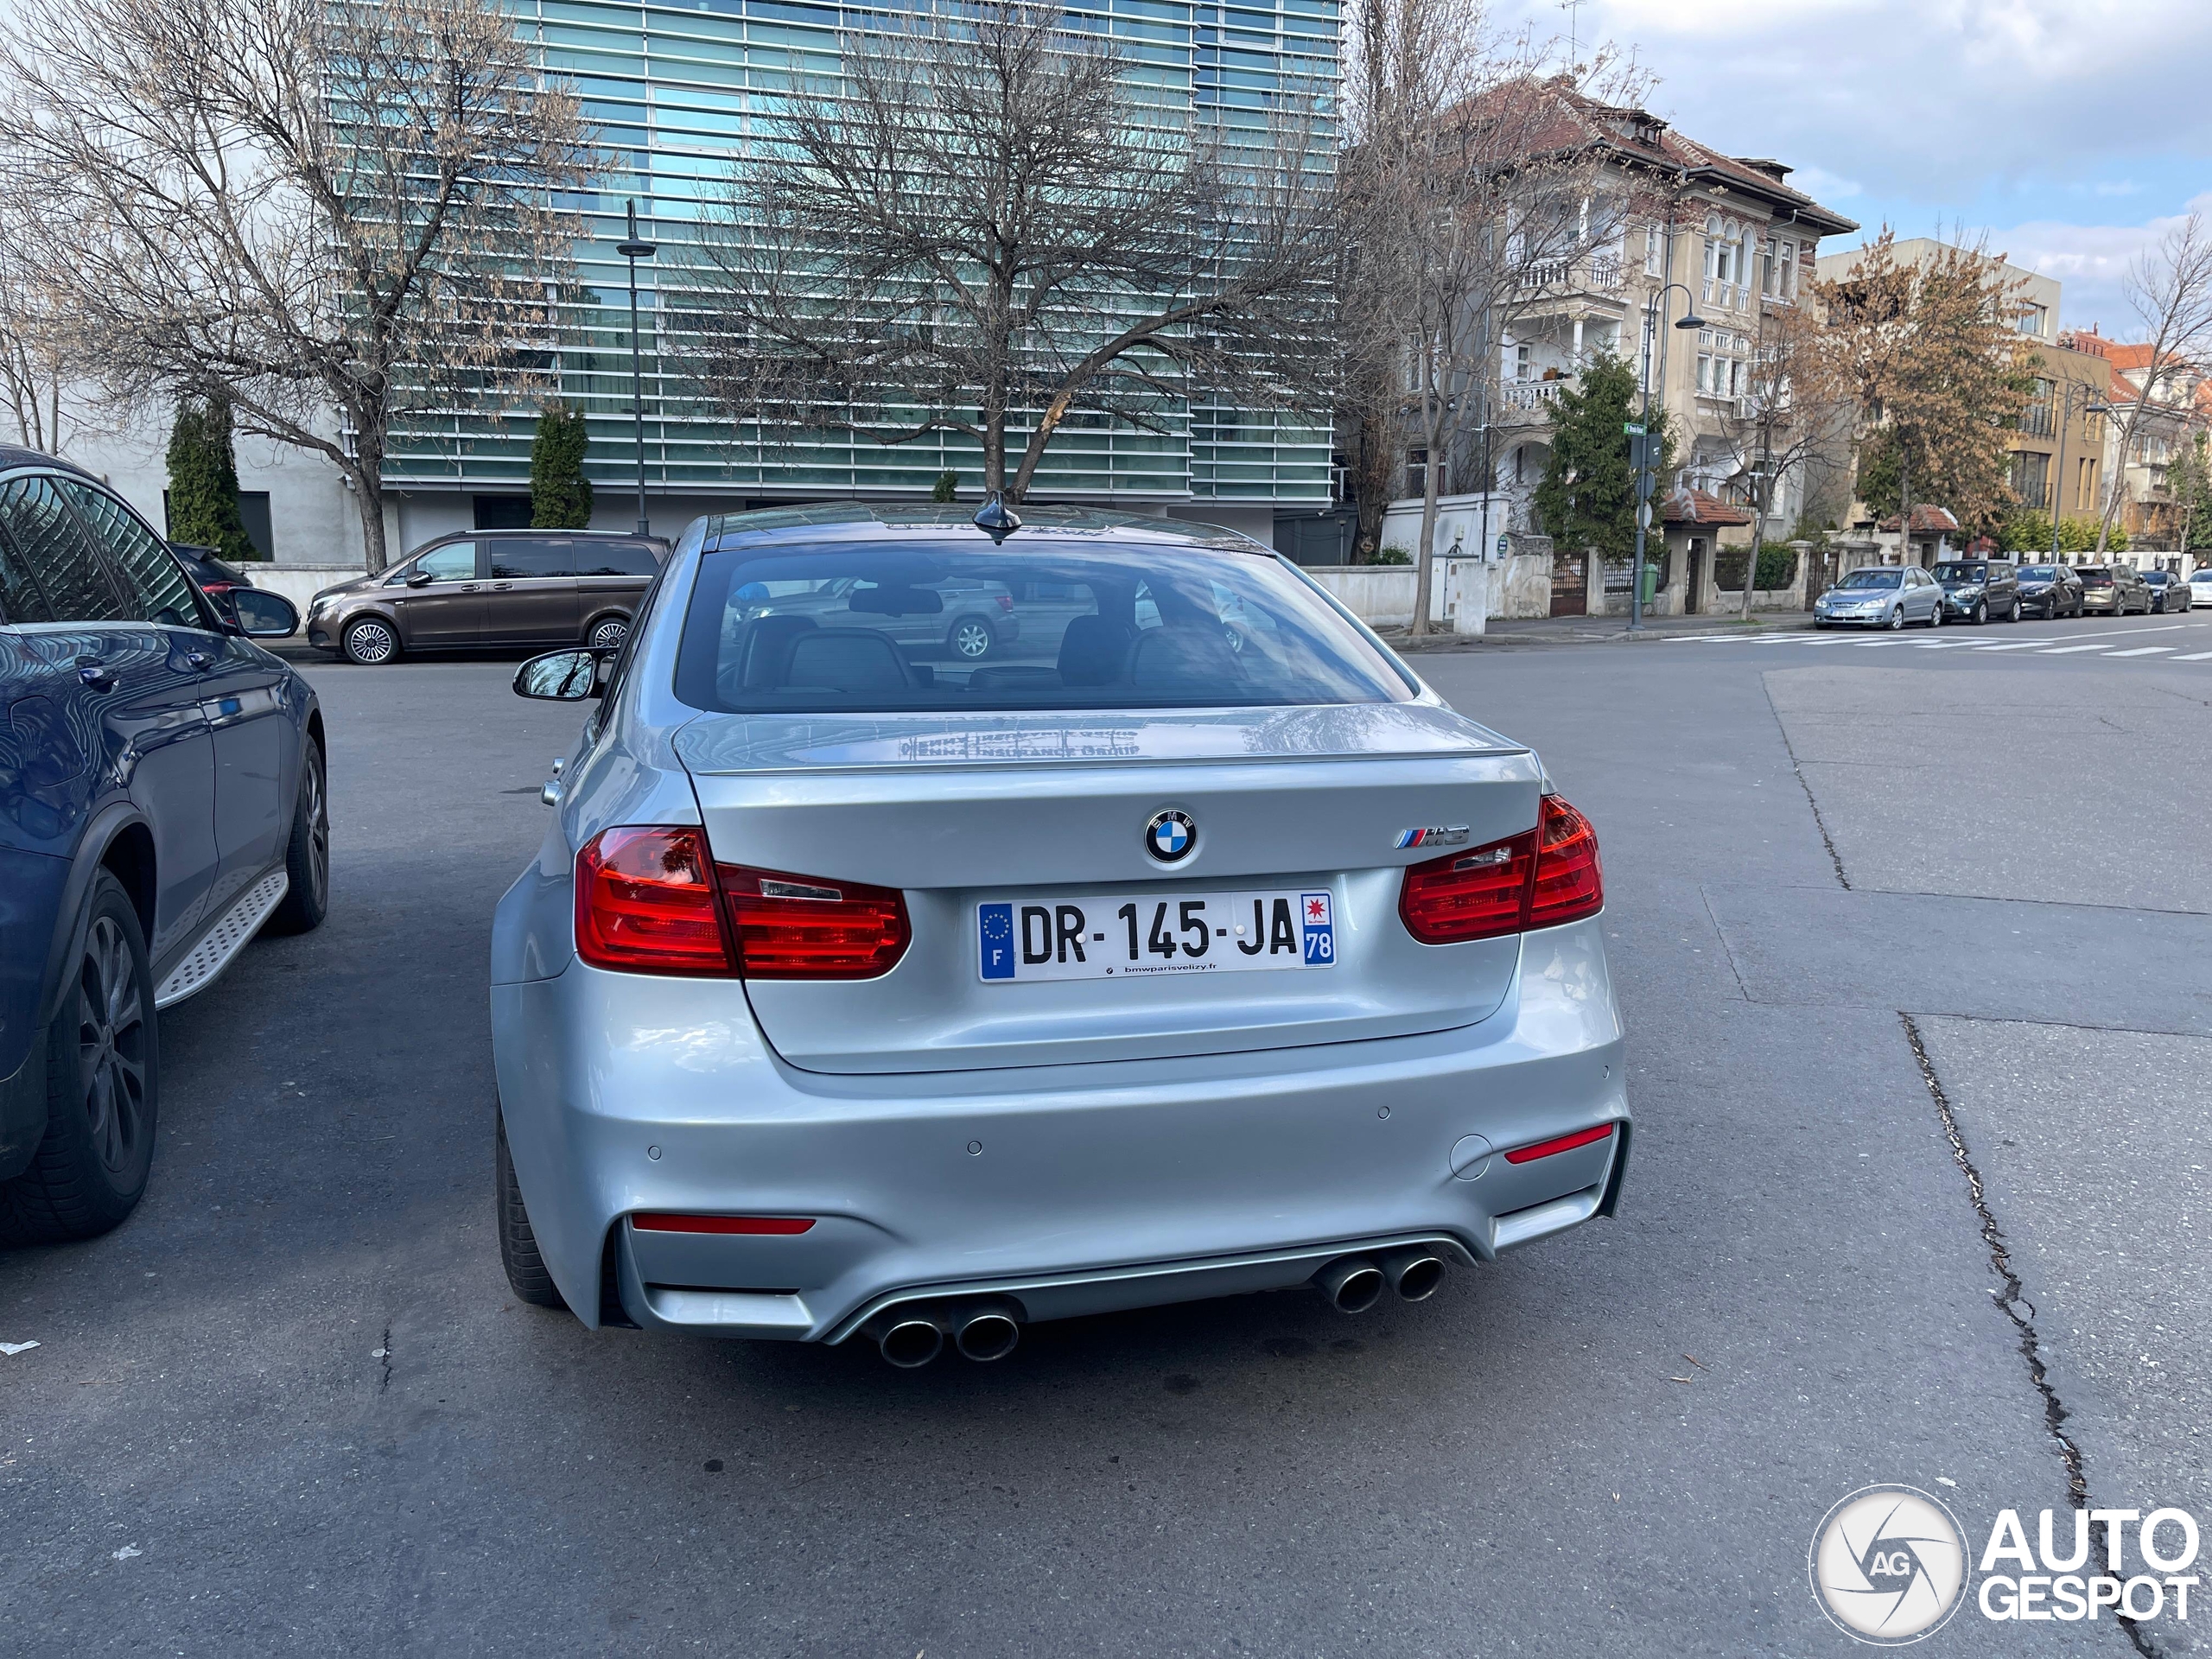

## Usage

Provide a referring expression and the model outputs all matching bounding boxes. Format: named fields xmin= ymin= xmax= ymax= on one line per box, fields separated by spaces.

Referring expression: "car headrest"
xmin=1057 ymin=614 xmax=1133 ymax=686
xmin=781 ymin=627 xmax=912 ymax=692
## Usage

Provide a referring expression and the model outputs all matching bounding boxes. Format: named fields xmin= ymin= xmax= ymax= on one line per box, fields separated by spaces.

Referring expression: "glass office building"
xmin=383 ymin=0 xmax=1338 ymax=535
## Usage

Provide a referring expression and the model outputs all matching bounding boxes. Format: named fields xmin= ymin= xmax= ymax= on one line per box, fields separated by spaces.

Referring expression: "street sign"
xmin=1623 ymin=422 xmax=1646 ymax=435
xmin=1496 ymin=533 xmax=1510 ymax=556
xmin=1637 ymin=501 xmax=1653 ymax=531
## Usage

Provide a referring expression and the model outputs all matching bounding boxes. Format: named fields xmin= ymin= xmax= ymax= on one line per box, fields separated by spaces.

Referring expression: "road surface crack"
xmin=1761 ymin=677 xmax=1849 ymax=889
xmin=1899 ymin=1015 xmax=2162 ymax=1655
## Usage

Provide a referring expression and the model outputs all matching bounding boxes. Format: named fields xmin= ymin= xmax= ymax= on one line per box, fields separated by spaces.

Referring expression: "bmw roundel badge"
xmin=1145 ymin=809 xmax=1197 ymax=863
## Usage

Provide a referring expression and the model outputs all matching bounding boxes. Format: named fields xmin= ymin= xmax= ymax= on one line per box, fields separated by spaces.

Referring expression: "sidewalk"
xmin=1381 ymin=609 xmax=1815 ymax=652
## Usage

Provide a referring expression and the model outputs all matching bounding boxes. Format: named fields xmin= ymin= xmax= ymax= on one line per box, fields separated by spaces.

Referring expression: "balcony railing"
xmin=1514 ymin=255 xmax=1626 ymax=294
xmin=1503 ymin=379 xmax=1570 ymax=410
xmin=2016 ymin=404 xmax=2055 ymax=438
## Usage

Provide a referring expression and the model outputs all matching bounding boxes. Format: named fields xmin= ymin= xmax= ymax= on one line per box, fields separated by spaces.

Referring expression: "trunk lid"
xmin=676 ymin=704 xmax=1543 ymax=1074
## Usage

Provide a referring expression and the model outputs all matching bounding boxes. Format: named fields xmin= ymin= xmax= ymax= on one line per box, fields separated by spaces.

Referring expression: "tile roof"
xmin=1444 ymin=78 xmax=1859 ymax=238
xmin=1877 ymin=505 xmax=1961 ymax=534
xmin=1662 ymin=487 xmax=1755 ymax=528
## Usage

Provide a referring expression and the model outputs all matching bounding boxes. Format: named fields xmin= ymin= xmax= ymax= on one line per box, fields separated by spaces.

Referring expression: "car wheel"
xmin=1969 ymin=601 xmax=1986 ymax=625
xmin=268 ymin=737 xmax=329 ymax=935
xmin=0 ymin=872 xmax=158 ymax=1244
xmin=586 ymin=616 xmax=628 ymax=652
xmin=342 ymin=617 xmax=399 ymax=665
xmin=949 ymin=616 xmax=995 ymax=660
xmin=1887 ymin=607 xmax=1905 ymax=631
xmin=1927 ymin=603 xmax=1942 ymax=627
xmin=496 ymin=1110 xmax=567 ymax=1310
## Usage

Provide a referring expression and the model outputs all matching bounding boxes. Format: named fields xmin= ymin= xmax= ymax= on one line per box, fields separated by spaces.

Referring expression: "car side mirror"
xmin=228 ymin=589 xmax=299 ymax=639
xmin=405 ymin=569 xmax=435 ymax=587
xmin=513 ymin=649 xmax=601 ymax=701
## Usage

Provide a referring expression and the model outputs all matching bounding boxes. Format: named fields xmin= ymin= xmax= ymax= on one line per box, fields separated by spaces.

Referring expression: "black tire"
xmin=496 ymin=1111 xmax=566 ymax=1308
xmin=268 ymin=737 xmax=329 ymax=935
xmin=1971 ymin=601 xmax=1986 ymax=626
xmin=342 ymin=616 xmax=399 ymax=665
xmin=0 ymin=872 xmax=159 ymax=1244
xmin=585 ymin=615 xmax=629 ymax=652
xmin=947 ymin=614 xmax=996 ymax=661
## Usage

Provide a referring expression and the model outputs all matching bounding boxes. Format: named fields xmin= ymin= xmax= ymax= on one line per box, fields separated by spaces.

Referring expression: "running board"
xmin=156 ymin=869 xmax=289 ymax=1008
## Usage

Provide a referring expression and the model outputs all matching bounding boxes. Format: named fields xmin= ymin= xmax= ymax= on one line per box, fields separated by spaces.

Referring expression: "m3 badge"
xmin=1394 ymin=825 xmax=1470 ymax=850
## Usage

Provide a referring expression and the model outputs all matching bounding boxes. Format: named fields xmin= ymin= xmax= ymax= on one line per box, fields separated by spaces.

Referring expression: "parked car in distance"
xmin=1813 ymin=565 xmax=1945 ymax=629
xmin=730 ymin=572 xmax=1023 ymax=662
xmin=166 ymin=543 xmax=299 ymax=638
xmin=2141 ymin=569 xmax=2193 ymax=613
xmin=305 ymin=530 xmax=669 ymax=664
xmin=2190 ymin=567 xmax=2212 ymax=610
xmin=2078 ymin=565 xmax=2151 ymax=616
xmin=0 ymin=445 xmax=326 ymax=1243
xmin=489 ymin=503 xmax=1627 ymax=1366
xmin=2015 ymin=564 xmax=2085 ymax=620
xmin=1932 ymin=557 xmax=2021 ymax=623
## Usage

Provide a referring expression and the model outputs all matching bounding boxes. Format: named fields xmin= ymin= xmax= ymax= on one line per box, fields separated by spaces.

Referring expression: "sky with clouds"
xmin=1506 ymin=0 xmax=2212 ymax=338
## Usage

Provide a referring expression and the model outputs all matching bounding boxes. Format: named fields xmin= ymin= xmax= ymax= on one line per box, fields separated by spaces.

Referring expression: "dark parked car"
xmin=1932 ymin=557 xmax=2021 ymax=623
xmin=2142 ymin=569 xmax=2194 ymax=613
xmin=305 ymin=530 xmax=669 ymax=664
xmin=167 ymin=543 xmax=298 ymax=639
xmin=2079 ymin=565 xmax=2151 ymax=616
xmin=168 ymin=543 xmax=253 ymax=598
xmin=0 ymin=446 xmax=324 ymax=1243
xmin=2014 ymin=565 xmax=2085 ymax=619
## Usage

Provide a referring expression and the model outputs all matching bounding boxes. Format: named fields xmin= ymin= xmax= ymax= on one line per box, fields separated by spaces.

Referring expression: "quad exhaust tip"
xmin=873 ymin=1300 xmax=1024 ymax=1367
xmin=1317 ymin=1257 xmax=1386 ymax=1314
xmin=1317 ymin=1249 xmax=1448 ymax=1313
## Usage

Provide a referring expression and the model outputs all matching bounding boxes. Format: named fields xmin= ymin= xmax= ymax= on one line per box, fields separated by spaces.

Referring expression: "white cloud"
xmin=1982 ymin=194 xmax=2212 ymax=334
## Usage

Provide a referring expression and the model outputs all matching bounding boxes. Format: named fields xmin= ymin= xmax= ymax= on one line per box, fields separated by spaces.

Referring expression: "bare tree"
xmin=0 ymin=228 xmax=81 ymax=451
xmin=681 ymin=0 xmax=1337 ymax=504
xmin=0 ymin=0 xmax=598 ymax=571
xmin=2095 ymin=211 xmax=2212 ymax=554
xmin=1719 ymin=295 xmax=1853 ymax=616
xmin=1810 ymin=229 xmax=2030 ymax=560
xmin=1341 ymin=10 xmax=1642 ymax=632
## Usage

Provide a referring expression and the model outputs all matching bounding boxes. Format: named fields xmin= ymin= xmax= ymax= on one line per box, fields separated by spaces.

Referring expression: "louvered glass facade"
xmin=383 ymin=0 xmax=1338 ymax=515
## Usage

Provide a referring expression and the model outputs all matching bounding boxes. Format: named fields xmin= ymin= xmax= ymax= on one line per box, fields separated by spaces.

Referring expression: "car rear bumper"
xmin=490 ymin=915 xmax=1628 ymax=1341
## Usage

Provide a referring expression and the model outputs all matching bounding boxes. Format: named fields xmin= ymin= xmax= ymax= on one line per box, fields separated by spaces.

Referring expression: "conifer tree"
xmin=164 ymin=395 xmax=257 ymax=562
xmin=530 ymin=403 xmax=593 ymax=528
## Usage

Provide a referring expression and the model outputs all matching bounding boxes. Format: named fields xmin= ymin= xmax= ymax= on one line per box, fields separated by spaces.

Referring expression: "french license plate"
xmin=978 ymin=891 xmax=1335 ymax=982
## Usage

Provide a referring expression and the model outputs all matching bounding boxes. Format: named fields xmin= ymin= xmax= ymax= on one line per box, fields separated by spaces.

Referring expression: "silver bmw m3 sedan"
xmin=490 ymin=503 xmax=1628 ymax=1366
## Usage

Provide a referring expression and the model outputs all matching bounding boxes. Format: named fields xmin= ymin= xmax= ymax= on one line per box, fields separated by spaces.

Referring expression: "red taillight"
xmin=630 ymin=1213 xmax=816 ymax=1235
xmin=575 ymin=831 xmax=913 ymax=980
xmin=1398 ymin=794 xmax=1604 ymax=944
xmin=995 ymin=593 xmax=1014 ymax=613
xmin=716 ymin=864 xmax=911 ymax=980
xmin=1528 ymin=794 xmax=1603 ymax=929
xmin=1503 ymin=1122 xmax=1616 ymax=1165
xmin=200 ymin=580 xmax=239 ymax=595
xmin=575 ymin=826 xmax=734 ymax=976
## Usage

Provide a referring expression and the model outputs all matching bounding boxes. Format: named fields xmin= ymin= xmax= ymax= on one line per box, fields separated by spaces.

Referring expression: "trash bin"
xmin=1638 ymin=563 xmax=1658 ymax=605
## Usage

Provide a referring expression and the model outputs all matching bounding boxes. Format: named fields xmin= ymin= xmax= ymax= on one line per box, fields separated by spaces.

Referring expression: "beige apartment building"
xmin=1480 ymin=87 xmax=1857 ymax=614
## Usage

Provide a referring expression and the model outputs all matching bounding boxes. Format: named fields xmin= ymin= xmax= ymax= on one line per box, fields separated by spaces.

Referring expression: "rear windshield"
xmin=2081 ymin=570 xmax=2113 ymax=586
xmin=674 ymin=539 xmax=1414 ymax=714
xmin=1839 ymin=569 xmax=1901 ymax=589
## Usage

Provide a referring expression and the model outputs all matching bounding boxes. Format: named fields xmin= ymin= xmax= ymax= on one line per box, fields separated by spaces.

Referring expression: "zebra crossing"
xmin=1662 ymin=619 xmax=2212 ymax=665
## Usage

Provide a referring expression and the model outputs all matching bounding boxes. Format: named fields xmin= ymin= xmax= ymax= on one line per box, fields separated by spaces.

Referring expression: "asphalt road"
xmin=5 ymin=609 xmax=2208 ymax=1656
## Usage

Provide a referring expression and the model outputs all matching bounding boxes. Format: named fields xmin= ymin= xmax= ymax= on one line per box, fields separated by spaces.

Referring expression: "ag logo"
xmin=1809 ymin=1485 xmax=1969 ymax=1644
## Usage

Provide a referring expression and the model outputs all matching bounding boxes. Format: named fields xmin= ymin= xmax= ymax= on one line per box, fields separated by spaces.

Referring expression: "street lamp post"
xmin=1628 ymin=279 xmax=1704 ymax=632
xmin=617 ymin=199 xmax=658 ymax=537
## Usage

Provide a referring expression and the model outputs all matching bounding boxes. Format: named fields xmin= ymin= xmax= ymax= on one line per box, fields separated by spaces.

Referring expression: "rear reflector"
xmin=630 ymin=1214 xmax=817 ymax=1235
xmin=1503 ymin=1122 xmax=1616 ymax=1165
xmin=575 ymin=826 xmax=734 ymax=976
xmin=717 ymin=864 xmax=910 ymax=980
xmin=1398 ymin=793 xmax=1604 ymax=944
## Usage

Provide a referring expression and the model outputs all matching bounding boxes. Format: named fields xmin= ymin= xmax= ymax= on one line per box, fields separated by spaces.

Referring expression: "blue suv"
xmin=0 ymin=446 xmax=326 ymax=1243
